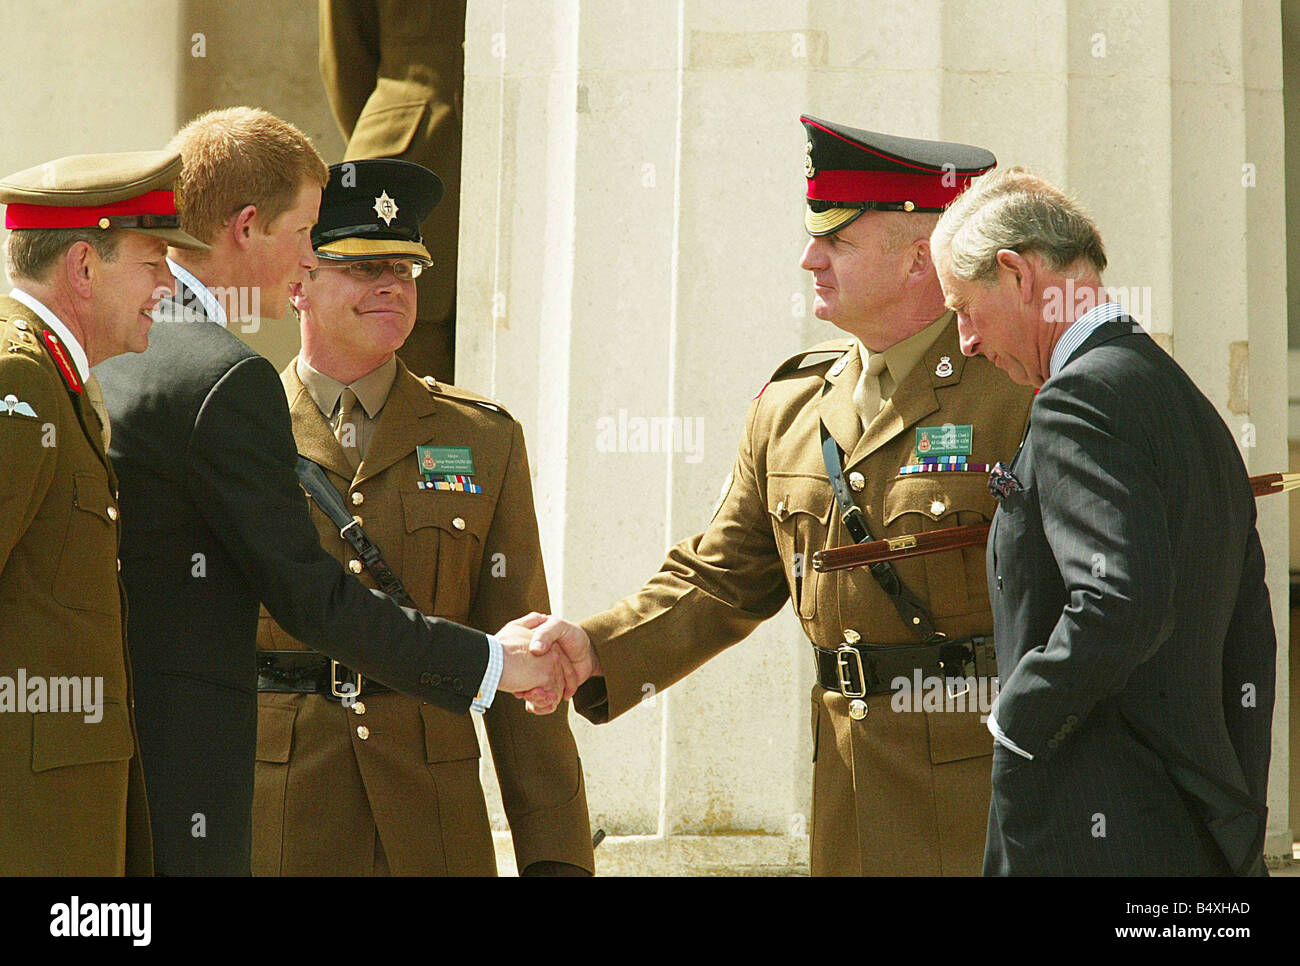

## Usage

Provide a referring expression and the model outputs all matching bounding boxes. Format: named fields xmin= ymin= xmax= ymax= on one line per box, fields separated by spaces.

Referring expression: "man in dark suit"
xmin=95 ymin=108 xmax=566 ymax=875
xmin=930 ymin=167 xmax=1276 ymax=876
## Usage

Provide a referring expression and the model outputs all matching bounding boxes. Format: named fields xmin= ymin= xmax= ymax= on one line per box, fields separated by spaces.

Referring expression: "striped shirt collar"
xmin=1049 ymin=299 xmax=1128 ymax=378
xmin=8 ymin=287 xmax=90 ymax=381
xmin=166 ymin=257 xmax=227 ymax=328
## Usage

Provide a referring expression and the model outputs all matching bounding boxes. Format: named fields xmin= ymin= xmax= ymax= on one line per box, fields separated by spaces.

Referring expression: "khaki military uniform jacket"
xmin=0 ymin=297 xmax=151 ymax=875
xmin=574 ymin=317 xmax=1035 ymax=875
xmin=254 ymin=357 xmax=592 ymax=875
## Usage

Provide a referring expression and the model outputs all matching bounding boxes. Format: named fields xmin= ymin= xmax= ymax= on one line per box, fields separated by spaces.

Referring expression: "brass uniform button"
xmin=351 ymin=492 xmax=364 ymax=506
xmin=849 ymin=699 xmax=868 ymax=720
xmin=352 ymin=702 xmax=366 ymax=716
xmin=12 ymin=318 xmax=27 ymax=331
xmin=424 ymin=376 xmax=439 ymax=391
xmin=452 ymin=517 xmax=466 ymax=531
xmin=106 ymin=505 xmax=118 ymax=521
xmin=930 ymin=500 xmax=946 ymax=515
xmin=849 ymin=472 xmax=865 ymax=492
xmin=356 ymin=725 xmax=370 ymax=740
xmin=348 ymin=559 xmax=363 ymax=574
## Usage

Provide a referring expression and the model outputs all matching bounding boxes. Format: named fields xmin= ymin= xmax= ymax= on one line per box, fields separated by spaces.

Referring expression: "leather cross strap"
xmin=817 ymin=399 xmax=943 ymax=645
xmin=295 ymin=455 xmax=418 ymax=610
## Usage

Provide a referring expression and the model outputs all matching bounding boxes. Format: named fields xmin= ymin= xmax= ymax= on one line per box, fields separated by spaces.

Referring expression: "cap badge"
xmin=373 ymin=190 xmax=399 ymax=226
xmin=935 ymin=355 xmax=953 ymax=378
xmin=804 ymin=141 xmax=815 ymax=179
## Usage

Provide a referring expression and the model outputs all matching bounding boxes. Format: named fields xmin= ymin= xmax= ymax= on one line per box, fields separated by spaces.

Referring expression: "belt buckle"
xmin=835 ymin=645 xmax=867 ymax=698
xmin=331 ymin=660 xmax=362 ymax=699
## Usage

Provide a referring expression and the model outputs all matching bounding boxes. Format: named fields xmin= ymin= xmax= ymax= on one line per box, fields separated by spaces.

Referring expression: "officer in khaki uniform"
xmin=526 ymin=119 xmax=1036 ymax=875
xmin=319 ymin=0 xmax=465 ymax=382
xmin=0 ymin=151 xmax=206 ymax=874
xmin=254 ymin=159 xmax=592 ymax=876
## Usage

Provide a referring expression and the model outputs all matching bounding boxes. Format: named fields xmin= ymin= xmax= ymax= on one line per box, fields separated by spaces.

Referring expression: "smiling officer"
xmin=0 ymin=151 xmax=206 ymax=874
xmin=252 ymin=159 xmax=593 ymax=877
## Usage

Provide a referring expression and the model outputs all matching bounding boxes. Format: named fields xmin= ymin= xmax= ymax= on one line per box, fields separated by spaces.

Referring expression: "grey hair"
xmin=5 ymin=228 xmax=121 ymax=283
xmin=932 ymin=167 xmax=1106 ymax=283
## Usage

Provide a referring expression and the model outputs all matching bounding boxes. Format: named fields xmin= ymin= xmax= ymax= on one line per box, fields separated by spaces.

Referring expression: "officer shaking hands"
xmin=523 ymin=118 xmax=1036 ymax=876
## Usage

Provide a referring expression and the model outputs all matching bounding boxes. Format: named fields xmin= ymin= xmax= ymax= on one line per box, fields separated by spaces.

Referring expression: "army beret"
xmin=313 ymin=159 xmax=443 ymax=266
xmin=0 ymin=149 xmax=207 ymax=250
xmin=801 ymin=116 xmax=996 ymax=236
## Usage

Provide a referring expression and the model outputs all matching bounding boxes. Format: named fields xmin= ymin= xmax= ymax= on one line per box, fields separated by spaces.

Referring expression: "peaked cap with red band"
xmin=801 ymin=116 xmax=996 ymax=236
xmin=0 ymin=150 xmax=207 ymax=251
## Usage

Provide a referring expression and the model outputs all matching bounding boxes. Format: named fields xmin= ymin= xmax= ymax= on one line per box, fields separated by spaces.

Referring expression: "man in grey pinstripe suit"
xmin=931 ymin=168 xmax=1275 ymax=876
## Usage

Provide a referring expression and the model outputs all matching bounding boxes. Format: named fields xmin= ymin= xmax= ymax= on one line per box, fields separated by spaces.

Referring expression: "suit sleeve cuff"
xmin=988 ymin=706 xmax=1034 ymax=760
xmin=472 ymin=634 xmax=504 ymax=713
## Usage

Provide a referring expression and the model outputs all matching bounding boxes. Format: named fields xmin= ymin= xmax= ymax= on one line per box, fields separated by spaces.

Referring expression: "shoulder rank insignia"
xmin=2 ymin=393 xmax=38 ymax=418
xmin=41 ymin=330 xmax=82 ymax=394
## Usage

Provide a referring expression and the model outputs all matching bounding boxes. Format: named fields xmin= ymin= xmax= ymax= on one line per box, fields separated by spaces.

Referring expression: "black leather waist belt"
xmin=814 ymin=637 xmax=996 ymax=698
xmin=257 ymin=650 xmax=392 ymax=700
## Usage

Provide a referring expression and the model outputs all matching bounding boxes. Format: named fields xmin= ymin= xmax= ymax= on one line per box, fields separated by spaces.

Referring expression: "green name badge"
xmin=416 ymin=445 xmax=475 ymax=475
xmin=915 ymin=424 xmax=972 ymax=458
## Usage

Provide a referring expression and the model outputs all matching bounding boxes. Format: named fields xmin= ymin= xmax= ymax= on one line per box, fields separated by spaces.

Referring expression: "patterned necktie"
xmin=82 ymin=372 xmax=111 ymax=451
xmin=852 ymin=352 xmax=889 ymax=430
xmin=334 ymin=387 xmax=362 ymax=471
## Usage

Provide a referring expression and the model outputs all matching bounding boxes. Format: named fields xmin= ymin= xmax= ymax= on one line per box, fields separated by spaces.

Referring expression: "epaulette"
xmin=1 ymin=315 xmax=40 ymax=356
xmin=755 ymin=337 xmax=854 ymax=398
xmin=420 ymin=375 xmax=512 ymax=418
xmin=3 ymin=315 xmax=78 ymax=393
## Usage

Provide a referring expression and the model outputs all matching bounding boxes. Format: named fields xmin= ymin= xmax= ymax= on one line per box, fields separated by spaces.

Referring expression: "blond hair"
xmin=169 ymin=107 xmax=328 ymax=243
xmin=933 ymin=167 xmax=1107 ymax=283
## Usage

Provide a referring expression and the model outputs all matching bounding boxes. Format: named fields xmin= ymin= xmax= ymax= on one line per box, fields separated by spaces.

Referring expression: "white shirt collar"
xmin=166 ymin=257 xmax=227 ymax=328
xmin=8 ymin=287 xmax=90 ymax=381
xmin=1048 ymin=300 xmax=1129 ymax=378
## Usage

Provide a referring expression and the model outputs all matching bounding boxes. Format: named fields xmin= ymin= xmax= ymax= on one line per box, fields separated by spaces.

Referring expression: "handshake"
xmin=495 ymin=612 xmax=600 ymax=714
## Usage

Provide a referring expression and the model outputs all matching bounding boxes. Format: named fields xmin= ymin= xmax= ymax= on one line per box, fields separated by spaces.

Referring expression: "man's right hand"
xmin=518 ymin=616 xmax=602 ymax=714
xmin=497 ymin=612 xmax=572 ymax=698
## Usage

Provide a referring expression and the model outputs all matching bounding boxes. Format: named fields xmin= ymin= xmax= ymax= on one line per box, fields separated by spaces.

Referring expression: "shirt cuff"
xmin=471 ymin=634 xmax=504 ymax=713
xmin=987 ymin=705 xmax=1034 ymax=760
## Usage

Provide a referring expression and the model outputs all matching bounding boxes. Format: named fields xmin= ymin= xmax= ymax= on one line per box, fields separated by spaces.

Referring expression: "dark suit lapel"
xmin=354 ymin=361 xmax=437 ymax=487
xmin=844 ymin=315 xmax=963 ymax=471
xmin=281 ymin=361 xmax=356 ymax=482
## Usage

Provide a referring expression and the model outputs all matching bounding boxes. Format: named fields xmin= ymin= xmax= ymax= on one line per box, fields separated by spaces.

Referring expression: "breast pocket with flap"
xmin=883 ymin=473 xmax=997 ymax=618
xmin=767 ymin=474 xmax=834 ymax=619
xmin=400 ymin=489 xmax=493 ymax=619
